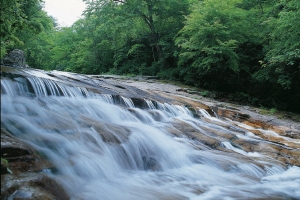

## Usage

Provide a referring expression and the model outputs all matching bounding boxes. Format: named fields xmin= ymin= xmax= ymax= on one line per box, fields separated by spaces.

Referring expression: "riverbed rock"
xmin=142 ymin=156 xmax=161 ymax=171
xmin=1 ymin=66 xmax=300 ymax=199
xmin=80 ymin=116 xmax=132 ymax=144
xmin=1 ymin=128 xmax=69 ymax=199
xmin=1 ymin=128 xmax=51 ymax=174
xmin=1 ymin=173 xmax=69 ymax=200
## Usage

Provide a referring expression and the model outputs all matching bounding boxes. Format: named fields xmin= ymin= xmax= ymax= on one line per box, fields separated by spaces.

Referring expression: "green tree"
xmin=0 ymin=0 xmax=45 ymax=59
xmin=252 ymin=0 xmax=300 ymax=111
xmin=82 ymin=0 xmax=190 ymax=75
xmin=254 ymin=0 xmax=300 ymax=89
xmin=176 ymin=0 xmax=252 ymax=89
xmin=14 ymin=11 xmax=57 ymax=69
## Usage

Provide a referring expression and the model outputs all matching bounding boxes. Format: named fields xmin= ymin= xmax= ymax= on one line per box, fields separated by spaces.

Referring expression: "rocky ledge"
xmin=1 ymin=66 xmax=300 ymax=199
xmin=1 ymin=128 xmax=69 ymax=199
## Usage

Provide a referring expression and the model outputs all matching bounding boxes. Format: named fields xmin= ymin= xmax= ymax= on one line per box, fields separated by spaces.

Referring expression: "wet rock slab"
xmin=1 ymin=173 xmax=69 ymax=200
xmin=1 ymin=128 xmax=69 ymax=199
xmin=1 ymin=66 xmax=300 ymax=198
xmin=1 ymin=128 xmax=51 ymax=174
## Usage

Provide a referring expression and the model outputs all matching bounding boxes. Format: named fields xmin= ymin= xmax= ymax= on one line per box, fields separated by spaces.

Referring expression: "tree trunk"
xmin=144 ymin=1 xmax=165 ymax=67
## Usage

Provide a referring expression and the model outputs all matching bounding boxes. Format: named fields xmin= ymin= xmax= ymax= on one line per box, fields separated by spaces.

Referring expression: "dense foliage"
xmin=1 ymin=0 xmax=299 ymax=112
xmin=0 ymin=0 xmax=55 ymax=60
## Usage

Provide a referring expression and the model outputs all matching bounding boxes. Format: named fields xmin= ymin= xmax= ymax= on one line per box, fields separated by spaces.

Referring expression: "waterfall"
xmin=1 ymin=71 xmax=300 ymax=200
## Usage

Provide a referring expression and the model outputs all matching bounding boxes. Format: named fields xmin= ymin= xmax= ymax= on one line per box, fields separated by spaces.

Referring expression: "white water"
xmin=1 ymin=75 xmax=300 ymax=200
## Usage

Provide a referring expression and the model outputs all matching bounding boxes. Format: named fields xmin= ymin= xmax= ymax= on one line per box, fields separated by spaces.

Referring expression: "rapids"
xmin=1 ymin=68 xmax=300 ymax=200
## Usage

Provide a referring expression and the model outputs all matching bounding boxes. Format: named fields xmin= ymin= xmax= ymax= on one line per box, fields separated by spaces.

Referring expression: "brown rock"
xmin=1 ymin=128 xmax=51 ymax=174
xmin=80 ymin=116 xmax=131 ymax=144
xmin=1 ymin=128 xmax=69 ymax=199
xmin=1 ymin=173 xmax=69 ymax=200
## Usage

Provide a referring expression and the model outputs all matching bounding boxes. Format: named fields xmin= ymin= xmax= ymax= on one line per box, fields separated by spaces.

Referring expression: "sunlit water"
xmin=1 ymin=75 xmax=300 ymax=200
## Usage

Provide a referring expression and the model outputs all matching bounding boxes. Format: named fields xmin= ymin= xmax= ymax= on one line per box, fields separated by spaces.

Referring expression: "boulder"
xmin=2 ymin=49 xmax=28 ymax=68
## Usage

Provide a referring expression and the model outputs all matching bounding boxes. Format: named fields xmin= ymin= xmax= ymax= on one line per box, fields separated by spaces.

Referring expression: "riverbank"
xmin=91 ymin=74 xmax=300 ymax=137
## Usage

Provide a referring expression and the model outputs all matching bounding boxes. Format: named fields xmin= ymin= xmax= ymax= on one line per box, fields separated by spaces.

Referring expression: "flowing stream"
xmin=1 ymin=70 xmax=300 ymax=200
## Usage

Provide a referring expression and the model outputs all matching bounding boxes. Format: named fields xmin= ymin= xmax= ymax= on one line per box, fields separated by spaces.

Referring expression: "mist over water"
xmin=1 ymin=74 xmax=300 ymax=200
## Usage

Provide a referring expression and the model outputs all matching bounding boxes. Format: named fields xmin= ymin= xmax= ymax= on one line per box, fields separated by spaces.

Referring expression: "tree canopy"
xmin=1 ymin=0 xmax=299 ymax=112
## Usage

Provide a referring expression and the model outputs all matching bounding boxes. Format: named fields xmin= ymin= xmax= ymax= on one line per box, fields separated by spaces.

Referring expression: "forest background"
xmin=1 ymin=0 xmax=299 ymax=113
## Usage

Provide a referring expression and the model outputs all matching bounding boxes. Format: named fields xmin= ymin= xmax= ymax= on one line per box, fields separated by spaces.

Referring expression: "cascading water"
xmin=1 ymin=69 xmax=300 ymax=200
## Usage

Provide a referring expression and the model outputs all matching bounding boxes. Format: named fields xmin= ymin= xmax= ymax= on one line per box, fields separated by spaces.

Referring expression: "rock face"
xmin=1 ymin=129 xmax=69 ymax=200
xmin=2 ymin=49 xmax=28 ymax=68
